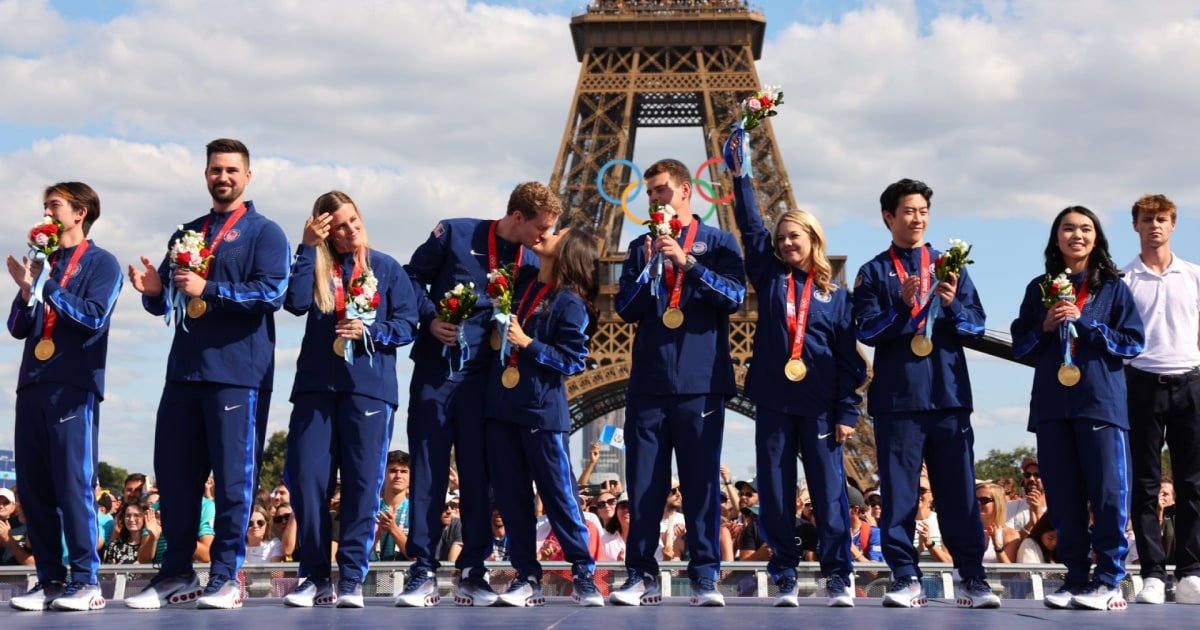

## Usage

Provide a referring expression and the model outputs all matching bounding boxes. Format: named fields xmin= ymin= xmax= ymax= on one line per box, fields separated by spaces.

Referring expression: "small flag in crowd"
xmin=599 ymin=425 xmax=625 ymax=451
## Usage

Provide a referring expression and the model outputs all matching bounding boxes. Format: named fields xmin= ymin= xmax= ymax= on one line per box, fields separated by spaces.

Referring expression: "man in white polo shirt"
xmin=1122 ymin=194 xmax=1200 ymax=605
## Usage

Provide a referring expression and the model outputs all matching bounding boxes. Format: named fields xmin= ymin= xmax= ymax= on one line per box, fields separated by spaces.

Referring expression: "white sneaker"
xmin=196 ymin=574 xmax=243 ymax=610
xmin=825 ymin=573 xmax=855 ymax=608
xmin=283 ymin=578 xmax=336 ymax=607
xmin=1044 ymin=584 xmax=1081 ymax=609
xmin=124 ymin=573 xmax=203 ymax=609
xmin=882 ymin=575 xmax=926 ymax=608
xmin=1135 ymin=577 xmax=1165 ymax=604
xmin=454 ymin=567 xmax=499 ymax=606
xmin=10 ymin=581 xmax=65 ymax=611
xmin=394 ymin=569 xmax=440 ymax=607
xmin=497 ymin=575 xmax=545 ymax=607
xmin=50 ymin=582 xmax=106 ymax=611
xmin=955 ymin=576 xmax=1001 ymax=609
xmin=1070 ymin=580 xmax=1126 ymax=611
xmin=1176 ymin=575 xmax=1200 ymax=604
xmin=334 ymin=579 xmax=363 ymax=609
xmin=609 ymin=571 xmax=661 ymax=606
xmin=774 ymin=575 xmax=798 ymax=608
xmin=689 ymin=578 xmax=725 ymax=607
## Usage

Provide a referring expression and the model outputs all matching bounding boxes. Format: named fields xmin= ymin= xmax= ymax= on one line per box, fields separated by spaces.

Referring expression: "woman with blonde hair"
xmin=975 ymin=482 xmax=1019 ymax=562
xmin=280 ymin=190 xmax=419 ymax=607
xmin=728 ymin=154 xmax=867 ymax=607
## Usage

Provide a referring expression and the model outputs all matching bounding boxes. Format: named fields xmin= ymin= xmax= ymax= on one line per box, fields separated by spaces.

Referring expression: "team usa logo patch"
xmin=433 ymin=222 xmax=445 ymax=238
xmin=224 ymin=229 xmax=241 ymax=242
xmin=691 ymin=241 xmax=708 ymax=255
xmin=814 ymin=289 xmax=832 ymax=303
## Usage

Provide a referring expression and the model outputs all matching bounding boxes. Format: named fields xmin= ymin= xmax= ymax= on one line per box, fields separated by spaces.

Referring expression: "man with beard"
xmin=126 ymin=139 xmax=289 ymax=610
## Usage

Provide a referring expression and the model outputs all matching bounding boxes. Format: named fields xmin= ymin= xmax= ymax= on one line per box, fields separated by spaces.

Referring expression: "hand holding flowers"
xmin=24 ymin=217 xmax=64 ymax=305
xmin=934 ymin=239 xmax=973 ymax=283
xmin=740 ymin=85 xmax=784 ymax=131
xmin=340 ymin=268 xmax=381 ymax=365
xmin=1040 ymin=270 xmax=1076 ymax=308
xmin=438 ymin=282 xmax=478 ymax=376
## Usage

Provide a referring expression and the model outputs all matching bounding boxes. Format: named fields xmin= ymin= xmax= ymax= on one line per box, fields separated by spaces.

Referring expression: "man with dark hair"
xmin=397 ymin=182 xmax=560 ymax=607
xmin=6 ymin=182 xmax=122 ymax=611
xmin=1123 ymin=193 xmax=1200 ymax=606
xmin=853 ymin=178 xmax=996 ymax=609
xmin=609 ymin=158 xmax=745 ymax=607
xmin=123 ymin=473 xmax=148 ymax=507
xmin=126 ymin=139 xmax=289 ymax=610
xmin=370 ymin=450 xmax=411 ymax=564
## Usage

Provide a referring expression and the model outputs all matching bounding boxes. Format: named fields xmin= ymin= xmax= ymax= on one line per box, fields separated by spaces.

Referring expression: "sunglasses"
xmin=803 ymin=503 xmax=812 ymax=509
xmin=669 ymin=488 xmax=681 ymax=495
xmin=1023 ymin=471 xmax=1040 ymax=479
xmin=598 ymin=498 xmax=617 ymax=507
xmin=976 ymin=496 xmax=995 ymax=505
xmin=274 ymin=513 xmax=292 ymax=524
xmin=738 ymin=492 xmax=754 ymax=498
xmin=443 ymin=503 xmax=460 ymax=512
xmin=250 ymin=519 xmax=266 ymax=527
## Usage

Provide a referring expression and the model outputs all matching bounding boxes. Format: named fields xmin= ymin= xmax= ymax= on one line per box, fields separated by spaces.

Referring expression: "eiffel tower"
xmin=550 ymin=1 xmax=877 ymax=489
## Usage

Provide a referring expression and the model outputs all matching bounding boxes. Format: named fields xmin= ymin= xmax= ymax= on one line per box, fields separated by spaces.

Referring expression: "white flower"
xmin=948 ymin=238 xmax=970 ymax=250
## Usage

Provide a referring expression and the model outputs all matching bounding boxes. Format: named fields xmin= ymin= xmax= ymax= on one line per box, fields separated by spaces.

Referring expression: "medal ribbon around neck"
xmin=36 ymin=240 xmax=89 ymax=361
xmin=502 ymin=279 xmax=552 ymax=388
xmin=197 ymin=203 xmax=248 ymax=279
xmin=664 ymin=220 xmax=699 ymax=313
xmin=889 ymin=245 xmax=931 ymax=328
xmin=331 ymin=249 xmax=366 ymax=360
xmin=786 ymin=268 xmax=815 ymax=363
xmin=1059 ymin=276 xmax=1091 ymax=380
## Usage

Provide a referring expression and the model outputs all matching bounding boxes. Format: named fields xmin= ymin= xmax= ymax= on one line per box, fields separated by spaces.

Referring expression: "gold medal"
xmin=501 ymin=366 xmax=520 ymax=389
xmin=490 ymin=329 xmax=501 ymax=351
xmin=911 ymin=334 xmax=933 ymax=357
xmin=784 ymin=359 xmax=807 ymax=382
xmin=34 ymin=338 xmax=55 ymax=361
xmin=662 ymin=307 xmax=685 ymax=329
xmin=187 ymin=297 xmax=208 ymax=319
xmin=333 ymin=338 xmax=346 ymax=357
xmin=1058 ymin=364 xmax=1081 ymax=387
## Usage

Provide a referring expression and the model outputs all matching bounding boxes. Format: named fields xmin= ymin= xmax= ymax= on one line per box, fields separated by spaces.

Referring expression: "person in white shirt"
xmin=1121 ymin=194 xmax=1200 ymax=606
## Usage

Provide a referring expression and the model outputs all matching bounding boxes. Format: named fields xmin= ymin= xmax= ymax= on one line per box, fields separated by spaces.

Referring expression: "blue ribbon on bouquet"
xmin=920 ymin=285 xmax=941 ymax=341
xmin=493 ymin=311 xmax=513 ymax=366
xmin=165 ymin=282 xmax=194 ymax=332
xmin=722 ymin=121 xmax=752 ymax=178
xmin=1060 ymin=319 xmax=1079 ymax=368
xmin=344 ymin=302 xmax=377 ymax=367
xmin=442 ymin=323 xmax=470 ymax=379
xmin=26 ymin=249 xmax=51 ymax=307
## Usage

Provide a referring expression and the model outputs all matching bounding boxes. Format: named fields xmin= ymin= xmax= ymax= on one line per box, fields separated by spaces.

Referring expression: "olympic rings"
xmin=693 ymin=158 xmax=734 ymax=204
xmin=599 ymin=158 xmax=729 ymax=225
xmin=596 ymin=159 xmax=642 ymax=204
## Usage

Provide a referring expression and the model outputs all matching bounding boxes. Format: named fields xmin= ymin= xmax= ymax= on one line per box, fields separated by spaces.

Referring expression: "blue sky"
xmin=2 ymin=0 xmax=1199 ymax=483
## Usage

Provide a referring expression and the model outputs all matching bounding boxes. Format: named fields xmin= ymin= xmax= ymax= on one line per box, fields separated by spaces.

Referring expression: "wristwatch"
xmin=683 ymin=255 xmax=697 ymax=272
xmin=928 ymin=540 xmax=937 ymax=549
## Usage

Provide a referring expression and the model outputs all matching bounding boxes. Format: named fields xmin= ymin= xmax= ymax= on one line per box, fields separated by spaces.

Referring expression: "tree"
xmin=97 ymin=461 xmax=128 ymax=492
xmin=258 ymin=430 xmax=288 ymax=500
xmin=974 ymin=446 xmax=1037 ymax=490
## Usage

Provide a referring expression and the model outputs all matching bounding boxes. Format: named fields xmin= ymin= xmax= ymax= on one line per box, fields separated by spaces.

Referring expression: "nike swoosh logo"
xmin=961 ymin=427 xmax=970 ymax=434
xmin=701 ymin=410 xmax=716 ymax=418
xmin=59 ymin=415 xmax=76 ymax=424
xmin=531 ymin=427 xmax=540 ymax=433
xmin=1092 ymin=424 xmax=1106 ymax=431
xmin=470 ymin=249 xmax=486 ymax=257
xmin=818 ymin=432 xmax=833 ymax=440
xmin=224 ymin=404 xmax=243 ymax=411
xmin=888 ymin=271 xmax=898 ymax=277
xmin=365 ymin=410 xmax=382 ymax=417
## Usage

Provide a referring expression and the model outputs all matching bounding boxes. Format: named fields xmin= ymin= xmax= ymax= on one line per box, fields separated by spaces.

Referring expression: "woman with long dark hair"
xmin=1011 ymin=205 xmax=1144 ymax=611
xmin=103 ymin=501 xmax=155 ymax=564
xmin=280 ymin=191 xmax=419 ymax=608
xmin=485 ymin=227 xmax=605 ymax=607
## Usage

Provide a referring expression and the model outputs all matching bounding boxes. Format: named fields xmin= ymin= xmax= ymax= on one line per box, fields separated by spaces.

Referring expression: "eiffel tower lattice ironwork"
xmin=550 ymin=2 xmax=877 ymax=489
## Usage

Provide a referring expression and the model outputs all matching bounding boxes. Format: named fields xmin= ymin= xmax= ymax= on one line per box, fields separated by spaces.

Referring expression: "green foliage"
xmin=257 ymin=430 xmax=288 ymax=500
xmin=97 ymin=461 xmax=128 ymax=492
xmin=974 ymin=446 xmax=1037 ymax=488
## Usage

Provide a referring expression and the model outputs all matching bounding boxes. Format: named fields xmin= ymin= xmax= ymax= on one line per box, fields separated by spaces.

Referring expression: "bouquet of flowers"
xmin=645 ymin=203 xmax=683 ymax=239
xmin=165 ymin=227 xmax=213 ymax=330
xmin=342 ymin=268 xmax=381 ymax=365
xmin=934 ymin=239 xmax=974 ymax=282
xmin=1040 ymin=270 xmax=1076 ymax=308
xmin=724 ymin=84 xmax=784 ymax=177
xmin=169 ymin=228 xmax=213 ymax=274
xmin=438 ymin=282 xmax=478 ymax=377
xmin=740 ymin=85 xmax=785 ymax=131
xmin=28 ymin=217 xmax=63 ymax=257
xmin=26 ymin=217 xmax=64 ymax=305
xmin=487 ymin=264 xmax=517 ymax=361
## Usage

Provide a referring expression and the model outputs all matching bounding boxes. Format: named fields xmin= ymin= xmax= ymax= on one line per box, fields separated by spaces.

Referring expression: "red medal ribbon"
xmin=487 ymin=220 xmax=523 ymax=274
xmin=40 ymin=240 xmax=90 ymax=344
xmin=664 ymin=221 xmax=700 ymax=310
xmin=332 ymin=249 xmax=367 ymax=322
xmin=786 ymin=268 xmax=816 ymax=362
xmin=197 ymin=203 xmax=249 ymax=279
xmin=506 ymin=280 xmax=553 ymax=369
xmin=889 ymin=245 xmax=930 ymax=328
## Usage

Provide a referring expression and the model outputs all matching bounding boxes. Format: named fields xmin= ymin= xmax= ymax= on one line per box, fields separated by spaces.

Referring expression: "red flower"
xmin=177 ymin=251 xmax=193 ymax=266
xmin=45 ymin=223 xmax=59 ymax=235
xmin=650 ymin=212 xmax=664 ymax=224
xmin=351 ymin=284 xmax=365 ymax=296
xmin=669 ymin=218 xmax=683 ymax=233
xmin=448 ymin=297 xmax=459 ymax=311
xmin=759 ymin=96 xmax=772 ymax=108
xmin=495 ymin=275 xmax=508 ymax=288
xmin=370 ymin=293 xmax=381 ymax=308
xmin=199 ymin=248 xmax=211 ymax=259
xmin=487 ymin=283 xmax=502 ymax=297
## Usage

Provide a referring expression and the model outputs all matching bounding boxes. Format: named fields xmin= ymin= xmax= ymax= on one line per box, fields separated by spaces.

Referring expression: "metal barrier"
xmin=0 ymin=562 xmax=1169 ymax=602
